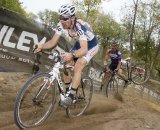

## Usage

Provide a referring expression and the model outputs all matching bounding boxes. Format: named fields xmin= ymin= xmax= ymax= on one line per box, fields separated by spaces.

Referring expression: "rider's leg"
xmin=60 ymin=58 xmax=87 ymax=107
xmin=71 ymin=58 xmax=87 ymax=89
xmin=100 ymin=63 xmax=114 ymax=90
xmin=101 ymin=71 xmax=109 ymax=90
xmin=61 ymin=45 xmax=99 ymax=107
xmin=62 ymin=61 xmax=73 ymax=91
xmin=117 ymin=69 xmax=128 ymax=81
xmin=101 ymin=65 xmax=108 ymax=85
xmin=70 ymin=45 xmax=98 ymax=90
xmin=117 ymin=69 xmax=129 ymax=87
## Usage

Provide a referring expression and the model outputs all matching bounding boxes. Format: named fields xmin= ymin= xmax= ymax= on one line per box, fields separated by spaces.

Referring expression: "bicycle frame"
xmin=121 ymin=59 xmax=146 ymax=82
xmin=34 ymin=50 xmax=74 ymax=102
xmin=34 ymin=49 xmax=91 ymax=106
xmin=48 ymin=61 xmax=74 ymax=101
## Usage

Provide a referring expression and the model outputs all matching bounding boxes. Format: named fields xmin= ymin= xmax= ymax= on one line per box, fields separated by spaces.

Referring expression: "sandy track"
xmin=0 ymin=72 xmax=160 ymax=130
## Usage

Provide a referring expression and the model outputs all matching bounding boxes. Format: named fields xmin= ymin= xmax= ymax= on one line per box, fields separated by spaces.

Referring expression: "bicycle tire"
xmin=105 ymin=78 xmax=118 ymax=97
xmin=14 ymin=73 xmax=56 ymax=129
xmin=66 ymin=76 xmax=93 ymax=118
xmin=131 ymin=63 xmax=150 ymax=85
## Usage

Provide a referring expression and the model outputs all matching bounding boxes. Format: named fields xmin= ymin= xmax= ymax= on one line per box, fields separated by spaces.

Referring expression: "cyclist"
xmin=35 ymin=4 xmax=99 ymax=107
xmin=101 ymin=41 xmax=128 ymax=89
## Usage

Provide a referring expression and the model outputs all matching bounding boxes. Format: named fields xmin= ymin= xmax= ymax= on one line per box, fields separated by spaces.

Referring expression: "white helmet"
xmin=58 ymin=4 xmax=76 ymax=16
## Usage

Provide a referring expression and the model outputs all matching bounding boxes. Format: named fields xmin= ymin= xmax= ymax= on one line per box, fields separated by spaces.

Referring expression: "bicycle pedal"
xmin=77 ymin=96 xmax=84 ymax=100
xmin=72 ymin=96 xmax=84 ymax=104
xmin=72 ymin=99 xmax=77 ymax=104
xmin=58 ymin=100 xmax=62 ymax=107
xmin=59 ymin=100 xmax=68 ymax=108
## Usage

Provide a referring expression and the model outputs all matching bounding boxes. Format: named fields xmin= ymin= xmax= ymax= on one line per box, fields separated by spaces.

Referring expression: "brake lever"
xmin=32 ymin=44 xmax=38 ymax=53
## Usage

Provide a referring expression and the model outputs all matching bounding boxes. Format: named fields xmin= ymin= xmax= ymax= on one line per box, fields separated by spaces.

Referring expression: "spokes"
xmin=66 ymin=77 xmax=93 ymax=118
xmin=106 ymin=79 xmax=118 ymax=97
xmin=67 ymin=88 xmax=89 ymax=116
xmin=131 ymin=63 xmax=150 ymax=85
xmin=16 ymin=74 xmax=55 ymax=128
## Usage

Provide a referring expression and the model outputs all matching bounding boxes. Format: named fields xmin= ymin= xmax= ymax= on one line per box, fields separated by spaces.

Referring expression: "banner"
xmin=0 ymin=8 xmax=69 ymax=73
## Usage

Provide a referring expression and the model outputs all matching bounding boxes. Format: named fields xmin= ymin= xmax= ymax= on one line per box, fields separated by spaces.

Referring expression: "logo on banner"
xmin=0 ymin=25 xmax=47 ymax=52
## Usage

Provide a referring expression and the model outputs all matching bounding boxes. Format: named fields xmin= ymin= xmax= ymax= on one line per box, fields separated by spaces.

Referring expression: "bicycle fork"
xmin=32 ymin=74 xmax=55 ymax=105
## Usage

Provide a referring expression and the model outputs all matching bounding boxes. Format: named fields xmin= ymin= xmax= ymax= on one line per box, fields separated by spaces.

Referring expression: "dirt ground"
xmin=0 ymin=72 xmax=160 ymax=130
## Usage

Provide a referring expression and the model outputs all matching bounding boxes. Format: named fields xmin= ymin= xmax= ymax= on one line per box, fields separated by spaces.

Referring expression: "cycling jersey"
xmin=105 ymin=49 xmax=121 ymax=65
xmin=71 ymin=36 xmax=97 ymax=51
xmin=55 ymin=18 xmax=98 ymax=63
xmin=55 ymin=19 xmax=97 ymax=50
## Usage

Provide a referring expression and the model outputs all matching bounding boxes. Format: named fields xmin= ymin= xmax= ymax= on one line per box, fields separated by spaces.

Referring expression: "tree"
xmin=0 ymin=0 xmax=26 ymax=15
xmin=72 ymin=0 xmax=106 ymax=21
xmin=27 ymin=12 xmax=38 ymax=20
xmin=37 ymin=9 xmax=59 ymax=28
xmin=134 ymin=0 xmax=160 ymax=59
xmin=93 ymin=13 xmax=121 ymax=63
xmin=133 ymin=0 xmax=160 ymax=79
xmin=129 ymin=0 xmax=139 ymax=57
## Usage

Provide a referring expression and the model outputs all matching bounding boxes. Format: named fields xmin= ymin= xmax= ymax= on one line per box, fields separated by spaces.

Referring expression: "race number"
xmin=56 ymin=25 xmax=62 ymax=31
xmin=77 ymin=30 xmax=84 ymax=36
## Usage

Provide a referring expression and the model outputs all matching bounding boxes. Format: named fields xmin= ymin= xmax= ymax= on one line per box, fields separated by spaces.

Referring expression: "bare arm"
xmin=35 ymin=33 xmax=60 ymax=52
xmin=73 ymin=40 xmax=88 ymax=57
xmin=103 ymin=51 xmax=110 ymax=68
xmin=41 ymin=33 xmax=60 ymax=50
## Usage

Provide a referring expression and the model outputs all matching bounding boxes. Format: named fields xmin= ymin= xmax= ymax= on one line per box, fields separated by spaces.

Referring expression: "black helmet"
xmin=111 ymin=40 xmax=118 ymax=46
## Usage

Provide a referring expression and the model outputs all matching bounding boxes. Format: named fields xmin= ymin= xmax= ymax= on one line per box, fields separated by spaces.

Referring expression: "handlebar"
xmin=33 ymin=44 xmax=63 ymax=63
xmin=32 ymin=45 xmax=72 ymax=75
xmin=99 ymin=68 xmax=118 ymax=78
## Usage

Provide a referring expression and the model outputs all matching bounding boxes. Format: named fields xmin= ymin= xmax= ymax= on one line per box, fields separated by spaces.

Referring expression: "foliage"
xmin=72 ymin=0 xmax=106 ymax=21
xmin=27 ymin=12 xmax=38 ymax=20
xmin=132 ymin=0 xmax=160 ymax=79
xmin=133 ymin=0 xmax=160 ymax=61
xmin=93 ymin=13 xmax=121 ymax=63
xmin=0 ymin=0 xmax=26 ymax=15
xmin=37 ymin=9 xmax=59 ymax=28
xmin=70 ymin=1 xmax=121 ymax=64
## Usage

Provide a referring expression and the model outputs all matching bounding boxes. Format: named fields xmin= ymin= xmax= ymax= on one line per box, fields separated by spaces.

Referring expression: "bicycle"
xmin=122 ymin=57 xmax=150 ymax=85
xmin=14 ymin=49 xmax=93 ymax=129
xmin=100 ymin=70 xmax=119 ymax=97
xmin=100 ymin=57 xmax=150 ymax=97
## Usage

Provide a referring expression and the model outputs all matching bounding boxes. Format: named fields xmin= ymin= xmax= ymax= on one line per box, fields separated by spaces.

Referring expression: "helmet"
xmin=111 ymin=40 xmax=118 ymax=45
xmin=58 ymin=4 xmax=76 ymax=16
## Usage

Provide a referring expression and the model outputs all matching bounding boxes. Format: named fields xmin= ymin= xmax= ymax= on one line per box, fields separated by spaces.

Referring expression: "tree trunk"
xmin=129 ymin=0 xmax=139 ymax=57
xmin=150 ymin=38 xmax=160 ymax=71
xmin=101 ymin=38 xmax=109 ymax=64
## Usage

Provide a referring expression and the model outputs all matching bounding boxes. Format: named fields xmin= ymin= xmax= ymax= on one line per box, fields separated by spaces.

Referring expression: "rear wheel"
xmin=66 ymin=76 xmax=93 ymax=118
xmin=14 ymin=73 xmax=56 ymax=129
xmin=131 ymin=63 xmax=150 ymax=85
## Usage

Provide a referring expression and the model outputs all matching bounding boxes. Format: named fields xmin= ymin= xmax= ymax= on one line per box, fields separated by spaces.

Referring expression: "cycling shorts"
xmin=109 ymin=63 xmax=118 ymax=71
xmin=70 ymin=36 xmax=99 ymax=63
xmin=82 ymin=45 xmax=99 ymax=63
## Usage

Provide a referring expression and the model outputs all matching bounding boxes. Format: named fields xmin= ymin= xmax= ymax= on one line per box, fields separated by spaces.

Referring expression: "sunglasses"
xmin=59 ymin=16 xmax=70 ymax=21
xmin=111 ymin=44 xmax=117 ymax=47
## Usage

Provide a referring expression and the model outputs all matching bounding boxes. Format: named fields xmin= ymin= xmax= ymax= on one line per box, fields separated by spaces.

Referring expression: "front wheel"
xmin=14 ymin=73 xmax=56 ymax=129
xmin=105 ymin=77 xmax=118 ymax=97
xmin=66 ymin=76 xmax=93 ymax=118
xmin=131 ymin=63 xmax=150 ymax=85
